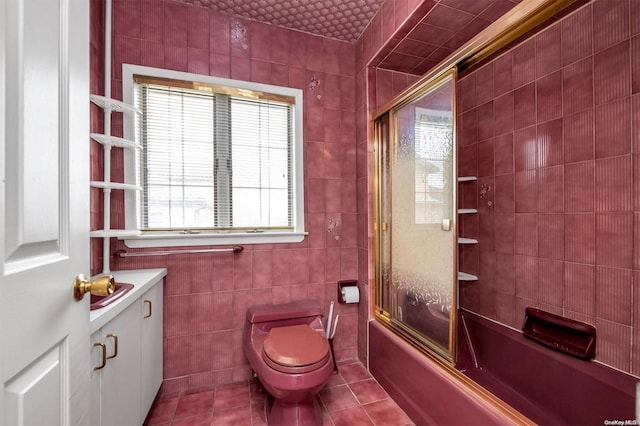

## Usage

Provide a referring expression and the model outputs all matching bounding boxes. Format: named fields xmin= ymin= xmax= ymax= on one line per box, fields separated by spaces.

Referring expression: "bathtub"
xmin=370 ymin=310 xmax=638 ymax=425
xmin=458 ymin=309 xmax=637 ymax=425
xmin=369 ymin=321 xmax=528 ymax=425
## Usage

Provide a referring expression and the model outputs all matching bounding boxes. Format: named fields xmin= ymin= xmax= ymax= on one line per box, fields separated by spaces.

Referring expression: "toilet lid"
xmin=262 ymin=325 xmax=330 ymax=373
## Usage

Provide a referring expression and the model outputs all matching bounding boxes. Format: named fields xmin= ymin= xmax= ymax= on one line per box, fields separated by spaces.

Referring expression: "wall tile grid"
xmin=91 ymin=0 xmax=640 ymax=395
xmin=353 ymin=0 xmax=513 ymax=364
xmin=457 ymin=0 xmax=640 ymax=375
xmin=354 ymin=66 xmax=420 ymax=366
xmin=92 ymin=0 xmax=361 ymax=394
xmin=354 ymin=0 xmax=435 ymax=365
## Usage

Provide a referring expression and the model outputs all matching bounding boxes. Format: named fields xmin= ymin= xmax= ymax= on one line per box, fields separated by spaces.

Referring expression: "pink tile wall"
xmin=457 ymin=0 xmax=640 ymax=375
xmin=356 ymin=0 xmax=439 ymax=71
xmin=91 ymin=0 xmax=359 ymax=393
xmin=354 ymin=0 xmax=432 ymax=363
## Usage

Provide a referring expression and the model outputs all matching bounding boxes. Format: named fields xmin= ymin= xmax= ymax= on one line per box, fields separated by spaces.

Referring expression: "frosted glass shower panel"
xmin=382 ymin=72 xmax=456 ymax=358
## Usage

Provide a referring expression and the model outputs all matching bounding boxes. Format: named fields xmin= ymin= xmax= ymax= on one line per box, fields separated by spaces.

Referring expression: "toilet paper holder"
xmin=338 ymin=280 xmax=358 ymax=304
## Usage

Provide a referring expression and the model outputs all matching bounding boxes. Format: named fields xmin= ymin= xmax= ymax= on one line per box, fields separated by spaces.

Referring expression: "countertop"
xmin=89 ymin=268 xmax=167 ymax=334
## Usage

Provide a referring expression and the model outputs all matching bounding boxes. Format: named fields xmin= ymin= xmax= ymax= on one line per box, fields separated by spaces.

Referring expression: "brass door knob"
xmin=73 ymin=274 xmax=115 ymax=301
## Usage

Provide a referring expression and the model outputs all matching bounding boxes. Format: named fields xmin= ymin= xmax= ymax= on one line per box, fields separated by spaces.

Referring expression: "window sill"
xmin=120 ymin=231 xmax=307 ymax=248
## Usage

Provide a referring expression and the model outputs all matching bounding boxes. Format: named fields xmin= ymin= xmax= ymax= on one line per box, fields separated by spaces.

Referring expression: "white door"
xmin=1 ymin=0 xmax=90 ymax=424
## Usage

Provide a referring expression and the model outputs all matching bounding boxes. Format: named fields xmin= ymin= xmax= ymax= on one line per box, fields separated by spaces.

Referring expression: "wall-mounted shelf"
xmin=91 ymin=133 xmax=141 ymax=150
xmin=90 ymin=230 xmax=141 ymax=238
xmin=458 ymin=176 xmax=479 ymax=283
xmin=523 ymin=307 xmax=597 ymax=359
xmin=90 ymin=181 xmax=141 ymax=191
xmin=90 ymin=94 xmax=140 ymax=116
xmin=458 ymin=272 xmax=478 ymax=281
xmin=458 ymin=176 xmax=478 ymax=282
xmin=458 ymin=208 xmax=478 ymax=214
xmin=458 ymin=238 xmax=478 ymax=244
xmin=91 ymin=93 xmax=140 ymax=273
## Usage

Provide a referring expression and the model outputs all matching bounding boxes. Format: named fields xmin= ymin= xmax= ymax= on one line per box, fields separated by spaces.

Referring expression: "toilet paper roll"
xmin=341 ymin=286 xmax=360 ymax=304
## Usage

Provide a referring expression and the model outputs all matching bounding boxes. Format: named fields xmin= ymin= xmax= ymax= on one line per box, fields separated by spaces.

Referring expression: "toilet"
xmin=243 ymin=301 xmax=334 ymax=426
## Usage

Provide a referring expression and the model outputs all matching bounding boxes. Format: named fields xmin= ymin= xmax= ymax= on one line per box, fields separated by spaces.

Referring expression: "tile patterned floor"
xmin=145 ymin=360 xmax=415 ymax=425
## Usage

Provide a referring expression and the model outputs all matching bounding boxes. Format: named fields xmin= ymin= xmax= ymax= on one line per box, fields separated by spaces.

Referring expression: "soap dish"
xmin=522 ymin=307 xmax=596 ymax=360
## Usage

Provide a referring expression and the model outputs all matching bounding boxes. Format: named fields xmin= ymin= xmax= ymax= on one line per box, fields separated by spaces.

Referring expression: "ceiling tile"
xmin=423 ymin=4 xmax=476 ymax=33
xmin=439 ymin=0 xmax=496 ymax=16
xmin=408 ymin=23 xmax=456 ymax=45
xmin=174 ymin=0 xmax=385 ymax=42
xmin=394 ymin=39 xmax=440 ymax=58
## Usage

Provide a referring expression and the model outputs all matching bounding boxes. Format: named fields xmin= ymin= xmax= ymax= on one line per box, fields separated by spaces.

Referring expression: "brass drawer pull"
xmin=106 ymin=334 xmax=118 ymax=359
xmin=93 ymin=343 xmax=106 ymax=370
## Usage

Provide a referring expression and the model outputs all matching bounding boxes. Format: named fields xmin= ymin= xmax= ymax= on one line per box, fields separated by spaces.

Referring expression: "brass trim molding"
xmin=133 ymin=74 xmax=296 ymax=105
xmin=374 ymin=68 xmax=458 ymax=360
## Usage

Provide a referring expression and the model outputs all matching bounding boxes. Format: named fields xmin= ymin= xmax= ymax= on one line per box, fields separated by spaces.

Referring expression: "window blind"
xmin=135 ymin=82 xmax=294 ymax=231
xmin=414 ymin=113 xmax=453 ymax=225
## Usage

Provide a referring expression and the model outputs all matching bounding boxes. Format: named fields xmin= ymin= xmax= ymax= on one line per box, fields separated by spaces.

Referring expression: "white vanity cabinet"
xmin=91 ymin=301 xmax=141 ymax=426
xmin=90 ymin=271 xmax=165 ymax=426
xmin=140 ymin=281 xmax=164 ymax=421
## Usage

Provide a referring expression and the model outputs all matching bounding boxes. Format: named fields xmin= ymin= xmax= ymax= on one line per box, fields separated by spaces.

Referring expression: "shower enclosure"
xmin=374 ymin=69 xmax=457 ymax=360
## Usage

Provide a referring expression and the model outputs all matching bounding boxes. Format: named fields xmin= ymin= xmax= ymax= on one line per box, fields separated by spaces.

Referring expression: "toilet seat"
xmin=262 ymin=324 xmax=331 ymax=374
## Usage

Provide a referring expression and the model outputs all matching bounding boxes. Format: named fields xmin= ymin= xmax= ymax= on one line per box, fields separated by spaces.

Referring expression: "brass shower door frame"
xmin=372 ymin=0 xmax=581 ymax=366
xmin=374 ymin=68 xmax=459 ymax=362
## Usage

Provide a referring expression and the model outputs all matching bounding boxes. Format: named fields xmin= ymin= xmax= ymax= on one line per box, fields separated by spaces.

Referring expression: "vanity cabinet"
xmin=140 ymin=282 xmax=163 ymax=421
xmin=91 ymin=301 xmax=141 ymax=426
xmin=91 ymin=279 xmax=164 ymax=426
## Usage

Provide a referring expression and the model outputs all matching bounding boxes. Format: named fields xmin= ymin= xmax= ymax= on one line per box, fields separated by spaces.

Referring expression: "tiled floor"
xmin=145 ymin=361 xmax=415 ymax=425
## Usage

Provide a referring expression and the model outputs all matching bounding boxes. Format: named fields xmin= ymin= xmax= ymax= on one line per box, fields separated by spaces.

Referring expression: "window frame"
xmin=121 ymin=64 xmax=306 ymax=248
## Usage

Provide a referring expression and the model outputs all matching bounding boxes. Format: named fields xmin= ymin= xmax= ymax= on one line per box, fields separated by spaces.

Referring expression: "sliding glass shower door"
xmin=375 ymin=69 xmax=457 ymax=360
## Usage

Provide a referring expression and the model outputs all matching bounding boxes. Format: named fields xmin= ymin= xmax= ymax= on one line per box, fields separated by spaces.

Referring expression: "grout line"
xmin=154 ymin=362 xmax=415 ymax=425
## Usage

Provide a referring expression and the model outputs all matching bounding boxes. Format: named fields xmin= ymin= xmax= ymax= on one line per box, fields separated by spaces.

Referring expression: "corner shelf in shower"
xmin=458 ymin=272 xmax=478 ymax=281
xmin=457 ymin=176 xmax=478 ymax=283
xmin=458 ymin=208 xmax=478 ymax=214
xmin=458 ymin=238 xmax=478 ymax=244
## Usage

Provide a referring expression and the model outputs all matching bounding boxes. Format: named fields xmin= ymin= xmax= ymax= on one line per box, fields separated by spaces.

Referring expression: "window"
xmin=414 ymin=107 xmax=453 ymax=226
xmin=122 ymin=65 xmax=305 ymax=247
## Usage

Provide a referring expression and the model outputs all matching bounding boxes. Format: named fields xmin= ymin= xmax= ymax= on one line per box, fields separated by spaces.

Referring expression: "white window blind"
xmin=414 ymin=109 xmax=453 ymax=225
xmin=135 ymin=82 xmax=294 ymax=232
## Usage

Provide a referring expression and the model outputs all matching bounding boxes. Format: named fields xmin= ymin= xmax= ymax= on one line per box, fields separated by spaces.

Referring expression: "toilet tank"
xmin=246 ymin=301 xmax=323 ymax=324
